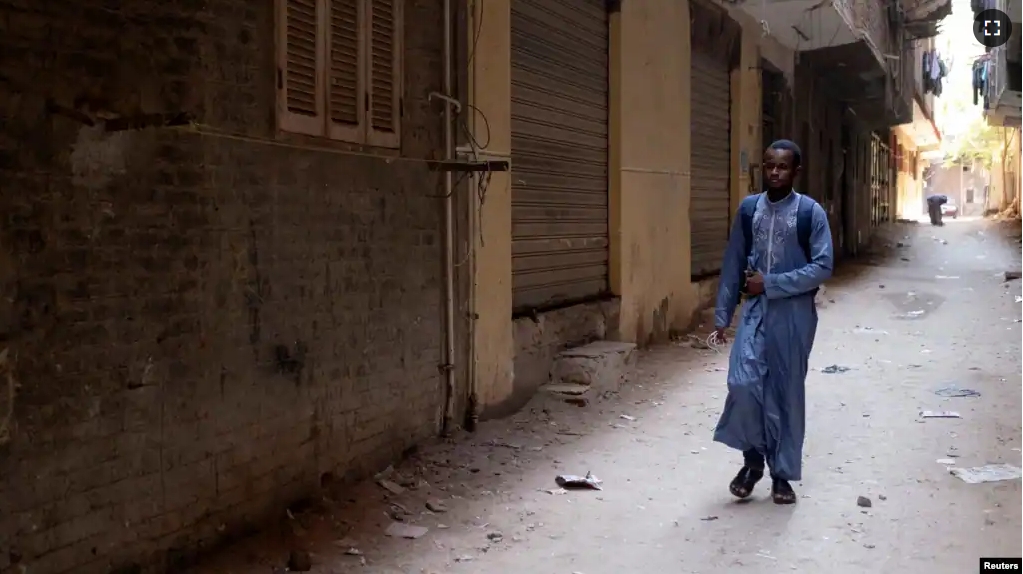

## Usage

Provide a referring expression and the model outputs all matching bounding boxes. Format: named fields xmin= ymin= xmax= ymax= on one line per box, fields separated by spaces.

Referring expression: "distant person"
xmin=709 ymin=140 xmax=834 ymax=505
xmin=926 ymin=194 xmax=948 ymax=226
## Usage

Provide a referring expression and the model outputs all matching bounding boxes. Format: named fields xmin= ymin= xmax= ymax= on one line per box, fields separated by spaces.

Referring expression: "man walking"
xmin=709 ymin=140 xmax=834 ymax=504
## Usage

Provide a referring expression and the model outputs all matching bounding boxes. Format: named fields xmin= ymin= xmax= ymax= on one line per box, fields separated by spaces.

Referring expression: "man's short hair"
xmin=767 ymin=139 xmax=802 ymax=168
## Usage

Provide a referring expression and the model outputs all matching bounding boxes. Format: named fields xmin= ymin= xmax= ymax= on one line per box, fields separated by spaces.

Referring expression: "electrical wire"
xmin=171 ymin=122 xmax=437 ymax=166
xmin=460 ymin=0 xmax=492 ymax=248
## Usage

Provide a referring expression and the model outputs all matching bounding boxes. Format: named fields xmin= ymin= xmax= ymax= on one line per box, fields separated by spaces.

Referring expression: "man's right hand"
xmin=710 ymin=328 xmax=728 ymax=344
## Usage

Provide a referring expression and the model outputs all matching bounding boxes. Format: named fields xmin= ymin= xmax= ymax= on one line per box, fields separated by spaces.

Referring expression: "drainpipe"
xmin=439 ymin=0 xmax=458 ymax=436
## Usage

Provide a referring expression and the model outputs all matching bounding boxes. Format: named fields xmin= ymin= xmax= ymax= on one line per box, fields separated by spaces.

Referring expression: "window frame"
xmin=275 ymin=0 xmax=404 ymax=149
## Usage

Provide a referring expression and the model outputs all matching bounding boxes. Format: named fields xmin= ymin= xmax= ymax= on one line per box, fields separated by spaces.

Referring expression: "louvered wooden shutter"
xmin=327 ymin=0 xmax=363 ymax=141
xmin=278 ymin=0 xmax=326 ymax=136
xmin=366 ymin=0 xmax=402 ymax=148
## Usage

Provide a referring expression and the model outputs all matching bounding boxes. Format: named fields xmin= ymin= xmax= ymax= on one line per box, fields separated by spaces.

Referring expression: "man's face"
xmin=763 ymin=148 xmax=799 ymax=190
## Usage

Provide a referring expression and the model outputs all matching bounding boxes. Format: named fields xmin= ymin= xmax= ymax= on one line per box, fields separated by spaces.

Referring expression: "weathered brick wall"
xmin=0 ymin=1 xmax=446 ymax=573
xmin=836 ymin=0 xmax=890 ymax=65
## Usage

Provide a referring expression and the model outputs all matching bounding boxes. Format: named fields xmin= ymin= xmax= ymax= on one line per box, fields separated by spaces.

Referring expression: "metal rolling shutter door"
xmin=510 ymin=0 xmax=609 ymax=313
xmin=689 ymin=49 xmax=732 ymax=278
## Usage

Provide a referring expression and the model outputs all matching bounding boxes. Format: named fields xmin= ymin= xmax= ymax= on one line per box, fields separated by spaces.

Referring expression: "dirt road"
xmin=193 ymin=219 xmax=1022 ymax=574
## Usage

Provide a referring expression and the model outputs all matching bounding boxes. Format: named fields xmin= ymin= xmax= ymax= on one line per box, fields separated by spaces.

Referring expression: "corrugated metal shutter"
xmin=690 ymin=49 xmax=732 ymax=278
xmin=510 ymin=0 xmax=609 ymax=313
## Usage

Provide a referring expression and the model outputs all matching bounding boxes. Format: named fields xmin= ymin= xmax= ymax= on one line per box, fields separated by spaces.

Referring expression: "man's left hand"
xmin=746 ymin=272 xmax=765 ymax=295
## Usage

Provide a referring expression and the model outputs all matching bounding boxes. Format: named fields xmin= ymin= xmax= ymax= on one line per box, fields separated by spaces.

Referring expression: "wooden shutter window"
xmin=279 ymin=0 xmax=325 ymax=136
xmin=277 ymin=0 xmax=401 ymax=146
xmin=366 ymin=0 xmax=401 ymax=148
xmin=328 ymin=0 xmax=363 ymax=141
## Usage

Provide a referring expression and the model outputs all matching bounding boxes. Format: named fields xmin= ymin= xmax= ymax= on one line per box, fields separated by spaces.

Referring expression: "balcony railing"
xmin=985 ymin=0 xmax=1021 ymax=112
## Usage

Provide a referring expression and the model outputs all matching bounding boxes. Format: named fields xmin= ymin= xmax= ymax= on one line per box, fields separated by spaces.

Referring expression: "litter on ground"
xmin=934 ymin=387 xmax=982 ymax=398
xmin=950 ymin=464 xmax=1023 ymax=484
xmin=921 ymin=411 xmax=961 ymax=419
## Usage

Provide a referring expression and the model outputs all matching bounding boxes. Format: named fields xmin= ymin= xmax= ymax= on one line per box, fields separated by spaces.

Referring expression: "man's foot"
xmin=771 ymin=477 xmax=797 ymax=504
xmin=728 ymin=466 xmax=764 ymax=499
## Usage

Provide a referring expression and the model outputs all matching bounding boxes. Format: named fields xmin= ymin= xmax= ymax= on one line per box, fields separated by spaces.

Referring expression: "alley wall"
xmin=468 ymin=0 xmax=797 ymax=419
xmin=609 ymin=0 xmax=693 ymax=348
xmin=0 ymin=1 xmax=447 ymax=572
xmin=931 ymin=161 xmax=994 ymax=217
xmin=0 ymin=0 xmax=904 ymax=572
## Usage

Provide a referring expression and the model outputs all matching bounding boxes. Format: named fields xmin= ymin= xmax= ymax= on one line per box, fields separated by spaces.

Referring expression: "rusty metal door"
xmin=690 ymin=48 xmax=732 ymax=279
xmin=509 ymin=0 xmax=610 ymax=314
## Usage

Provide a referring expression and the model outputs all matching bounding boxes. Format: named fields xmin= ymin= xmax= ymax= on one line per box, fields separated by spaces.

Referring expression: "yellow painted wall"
xmin=893 ymin=125 xmax=922 ymax=220
xmin=609 ymin=0 xmax=696 ymax=344
xmin=469 ymin=0 xmax=800 ymax=410
xmin=466 ymin=0 xmax=514 ymax=411
xmin=988 ymin=129 xmax=1021 ymax=213
xmin=610 ymin=2 xmax=789 ymax=344
xmin=730 ymin=18 xmax=764 ymax=216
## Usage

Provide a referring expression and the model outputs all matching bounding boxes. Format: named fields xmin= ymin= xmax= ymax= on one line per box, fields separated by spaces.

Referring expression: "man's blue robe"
xmin=712 ymin=191 xmax=834 ymax=481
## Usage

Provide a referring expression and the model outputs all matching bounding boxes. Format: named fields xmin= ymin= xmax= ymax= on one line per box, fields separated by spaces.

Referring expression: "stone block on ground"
xmin=549 ymin=341 xmax=637 ymax=394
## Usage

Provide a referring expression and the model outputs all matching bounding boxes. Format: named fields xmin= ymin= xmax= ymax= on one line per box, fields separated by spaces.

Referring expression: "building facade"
xmin=892 ymin=36 xmax=943 ymax=220
xmin=0 ymin=1 xmax=450 ymax=572
xmin=0 ymin=0 xmax=947 ymax=572
xmin=979 ymin=0 xmax=1022 ymax=215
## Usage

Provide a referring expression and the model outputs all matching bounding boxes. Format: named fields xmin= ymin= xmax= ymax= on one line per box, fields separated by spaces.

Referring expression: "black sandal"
xmin=728 ymin=466 xmax=764 ymax=499
xmin=771 ymin=477 xmax=797 ymax=505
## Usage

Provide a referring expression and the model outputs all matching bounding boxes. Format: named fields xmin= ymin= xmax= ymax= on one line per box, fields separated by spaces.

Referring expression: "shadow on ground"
xmin=184 ymin=219 xmax=1023 ymax=574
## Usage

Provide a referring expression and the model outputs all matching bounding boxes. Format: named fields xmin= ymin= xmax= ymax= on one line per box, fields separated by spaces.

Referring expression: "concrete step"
xmin=544 ymin=341 xmax=637 ymax=395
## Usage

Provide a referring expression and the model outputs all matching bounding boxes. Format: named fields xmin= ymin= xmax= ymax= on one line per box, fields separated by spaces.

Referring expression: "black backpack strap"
xmin=796 ymin=195 xmax=814 ymax=264
xmin=795 ymin=194 xmax=821 ymax=297
xmin=740 ymin=194 xmax=760 ymax=259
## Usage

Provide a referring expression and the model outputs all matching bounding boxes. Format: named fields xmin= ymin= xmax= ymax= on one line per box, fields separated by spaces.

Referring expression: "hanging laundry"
xmin=977 ymin=59 xmax=986 ymax=109
xmin=972 ymin=55 xmax=991 ymax=107
xmin=933 ymin=56 xmax=947 ymax=97
xmin=922 ymin=50 xmax=933 ymax=92
xmin=973 ymin=62 xmax=984 ymax=105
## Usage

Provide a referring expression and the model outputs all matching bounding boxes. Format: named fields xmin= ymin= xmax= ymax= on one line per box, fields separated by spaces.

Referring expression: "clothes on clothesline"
xmin=921 ymin=49 xmax=947 ymax=97
xmin=972 ymin=0 xmax=995 ymax=15
xmin=972 ymin=57 xmax=991 ymax=109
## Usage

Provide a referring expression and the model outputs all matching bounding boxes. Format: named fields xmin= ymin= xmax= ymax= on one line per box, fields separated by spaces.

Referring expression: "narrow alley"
xmin=190 ymin=219 xmax=1022 ymax=573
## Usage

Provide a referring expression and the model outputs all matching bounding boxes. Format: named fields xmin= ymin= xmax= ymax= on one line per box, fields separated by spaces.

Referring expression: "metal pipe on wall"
xmin=440 ymin=0 xmax=458 ymax=436
xmin=462 ymin=0 xmax=480 ymax=434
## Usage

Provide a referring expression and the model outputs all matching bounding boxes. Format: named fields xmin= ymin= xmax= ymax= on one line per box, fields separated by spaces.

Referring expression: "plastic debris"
xmin=385 ymin=522 xmax=429 ymax=539
xmin=555 ymin=472 xmax=603 ymax=490
xmin=950 ymin=464 xmax=1023 ymax=484
xmin=934 ymin=386 xmax=981 ymax=398
xmin=920 ymin=410 xmax=961 ymax=419
xmin=377 ymin=479 xmax=405 ymax=495
xmin=821 ymin=365 xmax=851 ymax=374
xmin=425 ymin=499 xmax=448 ymax=513
xmin=936 ymin=458 xmax=956 ymax=465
